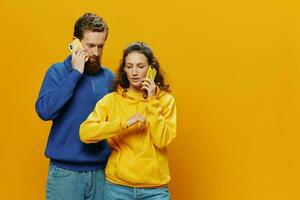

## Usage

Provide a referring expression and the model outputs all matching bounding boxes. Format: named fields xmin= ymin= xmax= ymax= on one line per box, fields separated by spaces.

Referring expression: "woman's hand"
xmin=127 ymin=113 xmax=145 ymax=131
xmin=141 ymin=78 xmax=156 ymax=97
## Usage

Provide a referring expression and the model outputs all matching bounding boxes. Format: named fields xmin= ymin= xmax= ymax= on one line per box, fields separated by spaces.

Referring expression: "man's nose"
xmin=91 ymin=47 xmax=99 ymax=56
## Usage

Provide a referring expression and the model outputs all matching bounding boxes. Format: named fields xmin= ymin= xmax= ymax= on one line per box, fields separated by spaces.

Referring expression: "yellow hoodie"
xmin=80 ymin=87 xmax=176 ymax=188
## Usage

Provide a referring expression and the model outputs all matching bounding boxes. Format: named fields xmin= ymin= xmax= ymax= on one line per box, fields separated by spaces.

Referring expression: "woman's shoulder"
xmin=98 ymin=92 xmax=118 ymax=103
xmin=157 ymin=90 xmax=175 ymax=104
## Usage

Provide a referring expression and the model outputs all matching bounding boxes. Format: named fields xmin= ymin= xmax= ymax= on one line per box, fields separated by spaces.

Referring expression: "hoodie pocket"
xmin=115 ymin=157 xmax=161 ymax=185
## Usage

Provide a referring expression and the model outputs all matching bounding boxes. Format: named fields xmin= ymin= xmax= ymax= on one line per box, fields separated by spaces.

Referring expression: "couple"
xmin=35 ymin=13 xmax=177 ymax=200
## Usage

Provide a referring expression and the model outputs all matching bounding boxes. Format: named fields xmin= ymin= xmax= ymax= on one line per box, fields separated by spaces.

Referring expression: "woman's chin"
xmin=130 ymin=82 xmax=142 ymax=88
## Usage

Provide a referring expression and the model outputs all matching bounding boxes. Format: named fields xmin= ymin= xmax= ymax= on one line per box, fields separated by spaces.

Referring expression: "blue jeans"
xmin=46 ymin=163 xmax=105 ymax=200
xmin=104 ymin=181 xmax=170 ymax=200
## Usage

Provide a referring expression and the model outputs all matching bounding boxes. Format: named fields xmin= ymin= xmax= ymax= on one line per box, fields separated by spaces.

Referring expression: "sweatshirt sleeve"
xmin=35 ymin=66 xmax=82 ymax=121
xmin=79 ymin=95 xmax=128 ymax=144
xmin=146 ymin=95 xmax=177 ymax=149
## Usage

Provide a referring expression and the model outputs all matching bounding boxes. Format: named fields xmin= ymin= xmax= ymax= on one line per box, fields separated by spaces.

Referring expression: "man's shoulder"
xmin=46 ymin=56 xmax=71 ymax=73
xmin=49 ymin=62 xmax=64 ymax=69
xmin=101 ymin=66 xmax=114 ymax=77
xmin=46 ymin=60 xmax=69 ymax=76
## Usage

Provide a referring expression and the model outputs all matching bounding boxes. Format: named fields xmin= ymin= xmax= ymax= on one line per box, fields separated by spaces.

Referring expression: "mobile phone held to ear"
xmin=69 ymin=38 xmax=89 ymax=61
xmin=145 ymin=65 xmax=157 ymax=80
xmin=69 ymin=38 xmax=83 ymax=53
xmin=142 ymin=65 xmax=157 ymax=99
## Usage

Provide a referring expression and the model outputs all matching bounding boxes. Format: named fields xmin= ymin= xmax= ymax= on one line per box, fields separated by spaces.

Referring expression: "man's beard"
xmin=84 ymin=57 xmax=101 ymax=75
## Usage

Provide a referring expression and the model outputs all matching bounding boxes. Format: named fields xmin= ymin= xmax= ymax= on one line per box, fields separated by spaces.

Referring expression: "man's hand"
xmin=71 ymin=49 xmax=89 ymax=74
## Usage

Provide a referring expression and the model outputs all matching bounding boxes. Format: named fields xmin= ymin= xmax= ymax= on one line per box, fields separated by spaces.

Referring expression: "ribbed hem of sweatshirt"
xmin=51 ymin=159 xmax=106 ymax=171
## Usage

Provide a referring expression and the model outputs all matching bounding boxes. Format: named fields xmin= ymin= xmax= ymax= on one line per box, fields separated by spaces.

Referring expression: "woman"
xmin=80 ymin=42 xmax=176 ymax=200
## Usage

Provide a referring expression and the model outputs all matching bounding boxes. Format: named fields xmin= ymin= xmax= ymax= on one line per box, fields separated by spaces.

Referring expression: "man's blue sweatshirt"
xmin=35 ymin=55 xmax=113 ymax=171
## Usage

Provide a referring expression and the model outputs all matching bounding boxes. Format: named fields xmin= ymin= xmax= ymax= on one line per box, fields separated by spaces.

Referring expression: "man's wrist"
xmin=74 ymin=68 xmax=83 ymax=74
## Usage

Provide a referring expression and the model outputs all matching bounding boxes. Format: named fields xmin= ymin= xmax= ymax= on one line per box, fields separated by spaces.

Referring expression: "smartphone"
xmin=145 ymin=65 xmax=157 ymax=80
xmin=68 ymin=38 xmax=88 ymax=61
xmin=68 ymin=38 xmax=83 ymax=53
xmin=143 ymin=65 xmax=157 ymax=99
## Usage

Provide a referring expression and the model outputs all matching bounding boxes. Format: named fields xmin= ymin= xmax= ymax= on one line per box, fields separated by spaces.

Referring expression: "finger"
xmin=73 ymin=48 xmax=82 ymax=59
xmin=73 ymin=51 xmax=82 ymax=63
xmin=139 ymin=122 xmax=145 ymax=131
xmin=138 ymin=114 xmax=145 ymax=123
xmin=79 ymin=51 xmax=88 ymax=61
xmin=143 ymin=79 xmax=156 ymax=88
xmin=136 ymin=113 xmax=141 ymax=121
xmin=141 ymin=81 xmax=150 ymax=87
xmin=141 ymin=86 xmax=149 ymax=91
xmin=149 ymin=78 xmax=155 ymax=85
xmin=76 ymin=49 xmax=82 ymax=55
xmin=71 ymin=52 xmax=76 ymax=60
xmin=82 ymin=52 xmax=89 ymax=61
xmin=140 ymin=116 xmax=145 ymax=123
xmin=141 ymin=84 xmax=149 ymax=90
xmin=147 ymin=78 xmax=155 ymax=86
xmin=141 ymin=85 xmax=149 ymax=91
xmin=79 ymin=50 xmax=89 ymax=60
xmin=143 ymin=78 xmax=151 ymax=84
xmin=136 ymin=113 xmax=143 ymax=123
xmin=79 ymin=49 xmax=89 ymax=58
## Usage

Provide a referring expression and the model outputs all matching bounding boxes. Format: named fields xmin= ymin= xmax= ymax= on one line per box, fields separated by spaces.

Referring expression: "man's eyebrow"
xmin=86 ymin=43 xmax=104 ymax=46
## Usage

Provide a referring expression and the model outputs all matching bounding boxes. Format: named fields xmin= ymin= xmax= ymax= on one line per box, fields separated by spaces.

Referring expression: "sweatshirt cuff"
xmin=68 ymin=69 xmax=82 ymax=84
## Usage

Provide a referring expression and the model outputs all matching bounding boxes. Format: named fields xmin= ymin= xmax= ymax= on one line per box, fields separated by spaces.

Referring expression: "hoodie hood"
xmin=116 ymin=86 xmax=167 ymax=103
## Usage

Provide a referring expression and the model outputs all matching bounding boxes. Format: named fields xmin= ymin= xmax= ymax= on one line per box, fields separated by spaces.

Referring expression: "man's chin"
xmin=84 ymin=61 xmax=101 ymax=75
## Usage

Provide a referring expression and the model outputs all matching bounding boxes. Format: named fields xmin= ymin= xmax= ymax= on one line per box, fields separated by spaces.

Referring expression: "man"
xmin=35 ymin=13 xmax=114 ymax=200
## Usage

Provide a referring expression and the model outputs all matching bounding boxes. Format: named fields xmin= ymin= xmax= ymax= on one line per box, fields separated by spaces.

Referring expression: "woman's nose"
xmin=132 ymin=67 xmax=138 ymax=75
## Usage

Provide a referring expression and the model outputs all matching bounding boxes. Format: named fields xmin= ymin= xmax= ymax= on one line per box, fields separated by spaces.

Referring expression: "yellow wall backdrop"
xmin=0 ymin=0 xmax=300 ymax=199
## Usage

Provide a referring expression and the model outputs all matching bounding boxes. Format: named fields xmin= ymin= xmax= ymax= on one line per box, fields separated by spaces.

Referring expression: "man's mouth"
xmin=89 ymin=57 xmax=98 ymax=62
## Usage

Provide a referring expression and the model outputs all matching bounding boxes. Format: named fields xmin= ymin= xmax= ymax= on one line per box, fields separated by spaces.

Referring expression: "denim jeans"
xmin=46 ymin=163 xmax=105 ymax=200
xmin=104 ymin=180 xmax=170 ymax=200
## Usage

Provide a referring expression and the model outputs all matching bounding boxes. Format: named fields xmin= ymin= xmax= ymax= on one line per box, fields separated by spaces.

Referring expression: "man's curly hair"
xmin=74 ymin=13 xmax=108 ymax=40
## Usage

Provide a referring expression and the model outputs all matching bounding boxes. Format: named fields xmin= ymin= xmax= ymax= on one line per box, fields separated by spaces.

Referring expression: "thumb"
xmin=71 ymin=52 xmax=76 ymax=62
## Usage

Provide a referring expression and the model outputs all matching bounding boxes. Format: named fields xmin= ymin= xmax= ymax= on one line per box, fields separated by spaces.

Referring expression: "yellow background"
xmin=1 ymin=0 xmax=300 ymax=199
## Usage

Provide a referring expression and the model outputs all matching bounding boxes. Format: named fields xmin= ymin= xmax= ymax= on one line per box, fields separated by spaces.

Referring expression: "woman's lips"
xmin=131 ymin=78 xmax=140 ymax=82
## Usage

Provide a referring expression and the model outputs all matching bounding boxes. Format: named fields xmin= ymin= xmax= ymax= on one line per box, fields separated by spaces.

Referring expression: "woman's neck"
xmin=129 ymin=85 xmax=143 ymax=94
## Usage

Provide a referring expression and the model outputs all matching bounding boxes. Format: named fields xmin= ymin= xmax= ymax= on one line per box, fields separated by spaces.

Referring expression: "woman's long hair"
xmin=113 ymin=42 xmax=170 ymax=97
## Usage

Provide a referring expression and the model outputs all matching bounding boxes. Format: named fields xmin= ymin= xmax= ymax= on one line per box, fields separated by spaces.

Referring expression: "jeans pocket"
xmin=46 ymin=165 xmax=76 ymax=200
xmin=49 ymin=163 xmax=73 ymax=177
